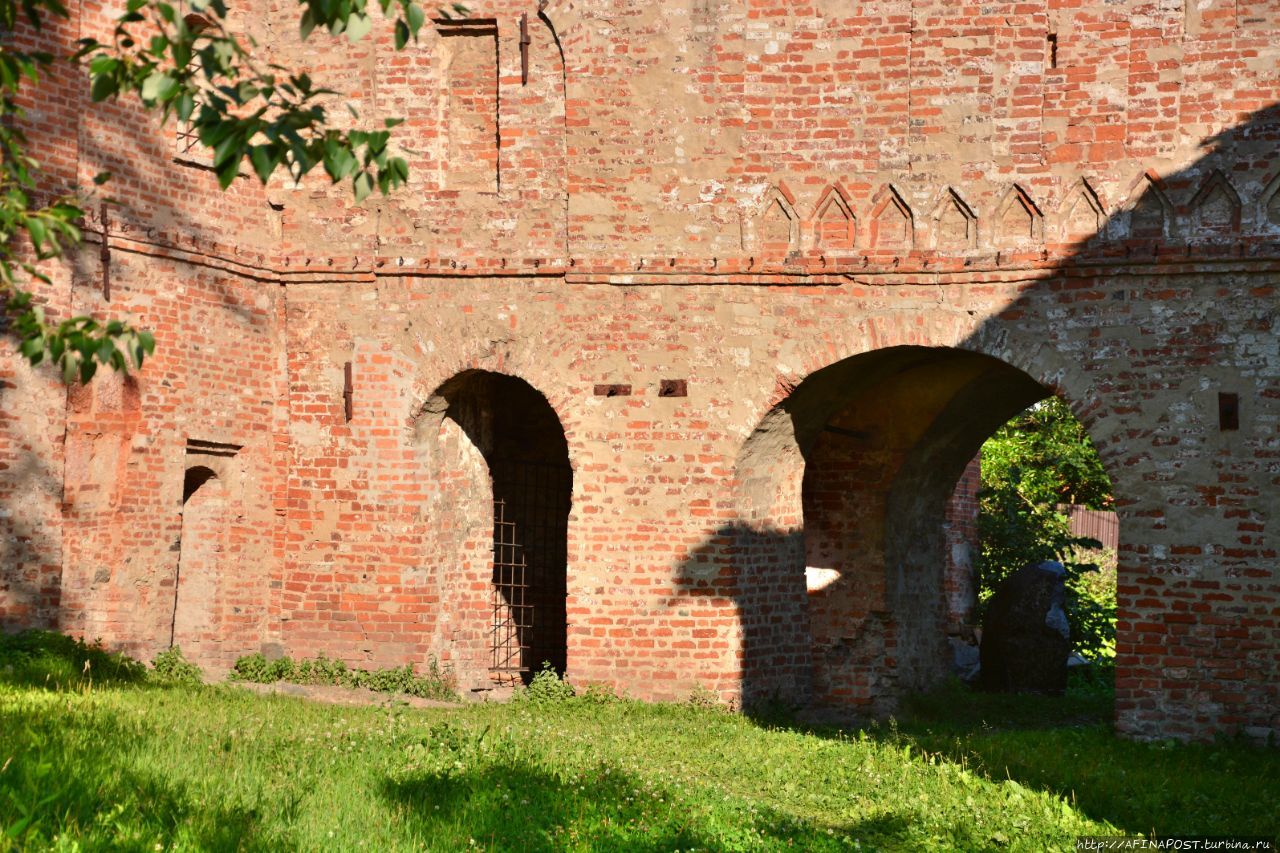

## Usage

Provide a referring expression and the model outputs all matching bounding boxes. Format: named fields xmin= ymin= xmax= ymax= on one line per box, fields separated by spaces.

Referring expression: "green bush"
xmin=150 ymin=646 xmax=203 ymax=684
xmin=228 ymin=652 xmax=457 ymax=702
xmin=1064 ymin=549 xmax=1117 ymax=661
xmin=228 ymin=652 xmax=295 ymax=683
xmin=516 ymin=663 xmax=575 ymax=704
xmin=975 ymin=397 xmax=1117 ymax=662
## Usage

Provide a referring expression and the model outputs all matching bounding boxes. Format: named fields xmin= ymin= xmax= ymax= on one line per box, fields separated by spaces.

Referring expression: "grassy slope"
xmin=0 ymin=646 xmax=1275 ymax=851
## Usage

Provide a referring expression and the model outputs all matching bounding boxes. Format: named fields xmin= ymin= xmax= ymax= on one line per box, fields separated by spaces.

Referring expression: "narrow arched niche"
xmin=172 ymin=465 xmax=227 ymax=661
xmin=182 ymin=465 xmax=218 ymax=504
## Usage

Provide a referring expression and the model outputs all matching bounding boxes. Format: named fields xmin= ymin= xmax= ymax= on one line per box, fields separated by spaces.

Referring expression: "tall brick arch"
xmin=410 ymin=369 xmax=574 ymax=688
xmin=726 ymin=338 xmax=1117 ymax=712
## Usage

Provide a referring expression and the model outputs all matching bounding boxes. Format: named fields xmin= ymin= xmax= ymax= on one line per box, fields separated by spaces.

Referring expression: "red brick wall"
xmin=945 ymin=454 xmax=982 ymax=630
xmin=1 ymin=0 xmax=1277 ymax=742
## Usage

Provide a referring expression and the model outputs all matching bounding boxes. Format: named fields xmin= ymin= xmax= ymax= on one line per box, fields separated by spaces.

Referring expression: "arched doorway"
xmin=735 ymin=345 xmax=1114 ymax=709
xmin=434 ymin=370 xmax=572 ymax=684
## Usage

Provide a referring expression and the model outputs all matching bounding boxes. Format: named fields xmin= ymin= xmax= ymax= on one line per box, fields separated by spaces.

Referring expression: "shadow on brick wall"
xmin=673 ymin=102 xmax=1280 ymax=740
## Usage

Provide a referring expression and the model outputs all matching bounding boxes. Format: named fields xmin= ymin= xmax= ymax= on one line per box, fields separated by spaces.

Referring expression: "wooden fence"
xmin=1057 ymin=504 xmax=1119 ymax=551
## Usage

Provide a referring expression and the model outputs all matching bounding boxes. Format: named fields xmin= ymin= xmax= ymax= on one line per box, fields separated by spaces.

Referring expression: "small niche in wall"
xmin=171 ymin=436 xmax=241 ymax=666
xmin=659 ymin=379 xmax=688 ymax=398
xmin=1218 ymin=393 xmax=1239 ymax=432
xmin=437 ymin=19 xmax=500 ymax=193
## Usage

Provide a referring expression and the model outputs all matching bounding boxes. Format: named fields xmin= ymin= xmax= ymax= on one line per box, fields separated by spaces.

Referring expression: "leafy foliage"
xmin=0 ymin=2 xmax=155 ymax=382
xmin=978 ymin=396 xmax=1113 ymax=510
xmin=150 ymin=645 xmax=203 ymax=683
xmin=514 ymin=661 xmax=576 ymax=704
xmin=77 ymin=0 xmax=425 ymax=200
xmin=975 ymin=396 xmax=1117 ymax=660
xmin=1 ymin=0 xmax=448 ymax=382
xmin=228 ymin=651 xmax=458 ymax=701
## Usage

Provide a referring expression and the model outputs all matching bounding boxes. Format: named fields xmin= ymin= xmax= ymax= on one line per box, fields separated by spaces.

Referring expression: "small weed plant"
xmin=516 ymin=662 xmax=575 ymax=703
xmin=151 ymin=646 xmax=203 ymax=684
xmin=686 ymin=683 xmax=725 ymax=711
xmin=578 ymin=681 xmax=621 ymax=704
xmin=229 ymin=652 xmax=457 ymax=702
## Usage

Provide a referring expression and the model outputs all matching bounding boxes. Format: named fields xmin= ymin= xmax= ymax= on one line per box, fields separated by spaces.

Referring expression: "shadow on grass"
xmin=0 ymin=687 xmax=289 ymax=850
xmin=0 ymin=630 xmax=287 ymax=848
xmin=381 ymin=753 xmax=990 ymax=851
xmin=748 ymin=675 xmax=1279 ymax=839
xmin=0 ymin=629 xmax=151 ymax=691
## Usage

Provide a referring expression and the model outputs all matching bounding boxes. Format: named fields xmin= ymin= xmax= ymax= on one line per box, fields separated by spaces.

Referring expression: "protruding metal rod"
xmin=519 ymin=13 xmax=531 ymax=85
xmin=343 ymin=361 xmax=354 ymax=422
xmin=99 ymin=202 xmax=111 ymax=301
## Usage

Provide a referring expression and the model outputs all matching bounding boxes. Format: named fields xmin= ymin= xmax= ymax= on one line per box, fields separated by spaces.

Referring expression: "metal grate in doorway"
xmin=489 ymin=459 xmax=571 ymax=684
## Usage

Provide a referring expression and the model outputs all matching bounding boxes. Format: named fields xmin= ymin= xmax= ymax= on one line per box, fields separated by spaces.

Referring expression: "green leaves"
xmin=2 ymin=0 xmax=444 ymax=385
xmin=353 ymin=170 xmax=373 ymax=203
xmin=975 ymin=396 xmax=1117 ymax=660
xmin=4 ymin=299 xmax=157 ymax=383
xmin=75 ymin=0 xmax=426 ymax=204
xmin=139 ymin=69 xmax=177 ymax=102
xmin=345 ymin=12 xmax=372 ymax=42
xmin=296 ymin=0 xmax=428 ymax=45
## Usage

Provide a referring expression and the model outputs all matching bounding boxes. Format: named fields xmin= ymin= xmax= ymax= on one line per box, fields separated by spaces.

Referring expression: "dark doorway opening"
xmin=490 ymin=459 xmax=572 ymax=680
xmin=436 ymin=371 xmax=572 ymax=685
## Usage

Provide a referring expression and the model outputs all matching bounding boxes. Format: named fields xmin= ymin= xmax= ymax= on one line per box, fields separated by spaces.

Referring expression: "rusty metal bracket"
xmin=343 ymin=361 xmax=354 ymax=422
xmin=519 ymin=13 xmax=531 ymax=85
xmin=99 ymin=202 xmax=111 ymax=301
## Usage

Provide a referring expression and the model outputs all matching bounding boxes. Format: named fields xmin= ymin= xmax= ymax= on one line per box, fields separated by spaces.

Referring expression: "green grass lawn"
xmin=1 ymin=636 xmax=1276 ymax=851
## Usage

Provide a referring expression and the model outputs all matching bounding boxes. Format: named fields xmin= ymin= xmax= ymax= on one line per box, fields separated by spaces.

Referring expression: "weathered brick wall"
xmin=55 ymin=245 xmax=285 ymax=672
xmin=0 ymin=7 xmax=81 ymax=631
xmin=1 ymin=2 xmax=289 ymax=669
xmin=944 ymin=455 xmax=982 ymax=630
xmin=276 ymin=267 xmax=1277 ymax=740
xmin=1 ymin=0 xmax=1277 ymax=740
